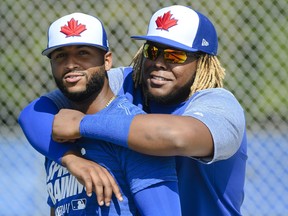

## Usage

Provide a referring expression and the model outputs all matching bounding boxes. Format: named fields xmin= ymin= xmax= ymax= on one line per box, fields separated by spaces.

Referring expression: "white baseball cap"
xmin=42 ymin=12 xmax=109 ymax=56
xmin=131 ymin=5 xmax=218 ymax=55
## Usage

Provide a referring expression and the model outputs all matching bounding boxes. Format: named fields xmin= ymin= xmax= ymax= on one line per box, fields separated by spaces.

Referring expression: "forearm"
xmin=128 ymin=114 xmax=213 ymax=157
xmin=80 ymin=113 xmax=213 ymax=157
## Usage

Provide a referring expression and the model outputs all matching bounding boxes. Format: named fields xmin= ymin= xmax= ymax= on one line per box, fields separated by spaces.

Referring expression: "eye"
xmin=78 ymin=49 xmax=90 ymax=56
xmin=51 ymin=52 xmax=66 ymax=62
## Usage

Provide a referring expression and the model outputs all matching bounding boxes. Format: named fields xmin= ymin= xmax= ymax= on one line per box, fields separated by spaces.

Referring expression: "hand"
xmin=52 ymin=109 xmax=84 ymax=142
xmin=62 ymin=151 xmax=123 ymax=206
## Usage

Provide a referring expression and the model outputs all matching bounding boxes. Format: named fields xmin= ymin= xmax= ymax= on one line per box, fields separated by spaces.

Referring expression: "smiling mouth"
xmin=148 ymin=75 xmax=171 ymax=87
xmin=151 ymin=75 xmax=170 ymax=81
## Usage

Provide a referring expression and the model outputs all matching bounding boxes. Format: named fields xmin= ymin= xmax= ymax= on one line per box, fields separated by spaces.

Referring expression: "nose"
xmin=154 ymin=52 xmax=167 ymax=69
xmin=65 ymin=56 xmax=79 ymax=71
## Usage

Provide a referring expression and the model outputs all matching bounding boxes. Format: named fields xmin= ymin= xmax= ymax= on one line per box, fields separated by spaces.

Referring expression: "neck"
xmin=71 ymin=86 xmax=115 ymax=114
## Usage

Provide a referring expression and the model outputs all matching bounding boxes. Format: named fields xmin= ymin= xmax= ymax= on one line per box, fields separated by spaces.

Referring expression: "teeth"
xmin=152 ymin=76 xmax=166 ymax=81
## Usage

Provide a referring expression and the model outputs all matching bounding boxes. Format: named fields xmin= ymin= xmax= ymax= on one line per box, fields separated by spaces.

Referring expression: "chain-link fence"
xmin=1 ymin=0 xmax=287 ymax=215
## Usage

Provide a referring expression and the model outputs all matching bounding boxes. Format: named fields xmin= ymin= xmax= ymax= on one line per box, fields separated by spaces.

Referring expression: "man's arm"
xmin=134 ymin=182 xmax=181 ymax=216
xmin=52 ymin=109 xmax=214 ymax=157
xmin=52 ymin=90 xmax=245 ymax=162
xmin=18 ymin=96 xmax=74 ymax=163
xmin=62 ymin=152 xmax=123 ymax=206
xmin=18 ymin=96 xmax=123 ymax=204
xmin=129 ymin=114 xmax=213 ymax=157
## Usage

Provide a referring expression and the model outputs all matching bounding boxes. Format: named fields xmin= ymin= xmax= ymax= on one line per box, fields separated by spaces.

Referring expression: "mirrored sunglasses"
xmin=143 ymin=43 xmax=199 ymax=64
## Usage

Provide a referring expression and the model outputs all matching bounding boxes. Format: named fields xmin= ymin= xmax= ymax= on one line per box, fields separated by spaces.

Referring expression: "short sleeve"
xmin=184 ymin=88 xmax=246 ymax=163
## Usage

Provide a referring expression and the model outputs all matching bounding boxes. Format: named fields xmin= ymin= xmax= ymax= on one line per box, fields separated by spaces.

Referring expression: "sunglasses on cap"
xmin=143 ymin=43 xmax=200 ymax=64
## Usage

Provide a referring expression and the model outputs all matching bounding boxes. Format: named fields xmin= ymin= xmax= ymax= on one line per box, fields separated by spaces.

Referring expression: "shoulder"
xmin=108 ymin=66 xmax=133 ymax=95
xmin=188 ymin=88 xmax=243 ymax=113
xmin=107 ymin=95 xmax=145 ymax=115
xmin=108 ymin=66 xmax=133 ymax=78
xmin=186 ymin=88 xmax=245 ymax=124
xmin=187 ymin=88 xmax=246 ymax=162
xmin=193 ymin=88 xmax=240 ymax=102
xmin=43 ymin=89 xmax=72 ymax=109
xmin=107 ymin=66 xmax=133 ymax=82
xmin=18 ymin=91 xmax=62 ymax=121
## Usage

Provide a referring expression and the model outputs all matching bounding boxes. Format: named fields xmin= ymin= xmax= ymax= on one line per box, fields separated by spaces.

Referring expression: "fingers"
xmin=52 ymin=109 xmax=83 ymax=141
xmin=102 ymin=168 xmax=123 ymax=203
xmin=53 ymin=138 xmax=76 ymax=143
xmin=82 ymin=174 xmax=93 ymax=198
xmin=93 ymin=175 xmax=106 ymax=206
xmin=80 ymin=164 xmax=123 ymax=206
xmin=53 ymin=138 xmax=68 ymax=143
xmin=90 ymin=166 xmax=122 ymax=206
xmin=63 ymin=154 xmax=123 ymax=207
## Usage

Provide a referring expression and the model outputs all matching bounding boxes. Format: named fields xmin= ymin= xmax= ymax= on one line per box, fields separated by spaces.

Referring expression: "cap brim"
xmin=42 ymin=42 xmax=109 ymax=57
xmin=131 ymin=35 xmax=198 ymax=53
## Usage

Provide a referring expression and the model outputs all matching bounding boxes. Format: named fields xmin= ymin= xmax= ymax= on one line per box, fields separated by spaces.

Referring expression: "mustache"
xmin=63 ymin=65 xmax=106 ymax=78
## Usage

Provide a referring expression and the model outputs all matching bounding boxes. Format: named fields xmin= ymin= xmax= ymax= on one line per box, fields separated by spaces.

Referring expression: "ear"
xmin=104 ymin=51 xmax=113 ymax=71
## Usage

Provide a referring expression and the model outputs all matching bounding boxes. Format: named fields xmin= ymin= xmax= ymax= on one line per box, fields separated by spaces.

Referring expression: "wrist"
xmin=80 ymin=114 xmax=135 ymax=148
xmin=61 ymin=150 xmax=81 ymax=167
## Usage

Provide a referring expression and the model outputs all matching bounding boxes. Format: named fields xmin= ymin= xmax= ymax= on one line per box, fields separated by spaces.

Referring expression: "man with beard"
xmin=19 ymin=12 xmax=181 ymax=216
xmin=20 ymin=5 xmax=247 ymax=215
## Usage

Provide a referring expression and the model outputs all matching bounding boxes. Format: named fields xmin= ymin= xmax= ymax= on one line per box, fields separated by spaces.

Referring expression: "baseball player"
xmin=19 ymin=12 xmax=181 ymax=215
xmin=19 ymin=5 xmax=247 ymax=215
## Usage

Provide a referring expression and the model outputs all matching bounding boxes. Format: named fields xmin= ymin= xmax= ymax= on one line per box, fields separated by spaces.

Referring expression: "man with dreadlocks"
xmin=19 ymin=5 xmax=247 ymax=216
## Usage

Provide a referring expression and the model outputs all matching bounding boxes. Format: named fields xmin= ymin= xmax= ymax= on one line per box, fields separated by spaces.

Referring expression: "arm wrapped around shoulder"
xmin=80 ymin=113 xmax=135 ymax=148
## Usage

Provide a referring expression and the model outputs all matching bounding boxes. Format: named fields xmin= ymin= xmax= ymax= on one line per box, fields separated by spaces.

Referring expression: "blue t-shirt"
xmin=19 ymin=66 xmax=247 ymax=216
xmin=45 ymin=96 xmax=177 ymax=215
xmin=107 ymin=67 xmax=248 ymax=216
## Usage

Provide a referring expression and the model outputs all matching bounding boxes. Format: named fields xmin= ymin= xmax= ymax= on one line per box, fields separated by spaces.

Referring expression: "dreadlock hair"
xmin=190 ymin=52 xmax=226 ymax=96
xmin=130 ymin=45 xmax=226 ymax=97
xmin=130 ymin=45 xmax=145 ymax=88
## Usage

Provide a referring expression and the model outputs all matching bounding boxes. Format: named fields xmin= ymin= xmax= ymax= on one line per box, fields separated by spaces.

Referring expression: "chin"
xmin=147 ymin=91 xmax=168 ymax=103
xmin=66 ymin=86 xmax=86 ymax=93
xmin=148 ymin=87 xmax=168 ymax=97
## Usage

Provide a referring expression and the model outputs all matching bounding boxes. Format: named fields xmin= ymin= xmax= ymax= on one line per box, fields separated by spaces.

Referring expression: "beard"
xmin=143 ymin=74 xmax=195 ymax=105
xmin=54 ymin=66 xmax=106 ymax=102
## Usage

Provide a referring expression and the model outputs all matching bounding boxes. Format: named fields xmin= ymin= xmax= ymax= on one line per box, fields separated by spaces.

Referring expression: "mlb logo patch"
xmin=71 ymin=198 xmax=86 ymax=210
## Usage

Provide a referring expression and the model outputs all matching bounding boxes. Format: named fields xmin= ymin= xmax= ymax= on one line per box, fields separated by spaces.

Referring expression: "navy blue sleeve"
xmin=18 ymin=96 xmax=76 ymax=164
xmin=133 ymin=182 xmax=182 ymax=216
